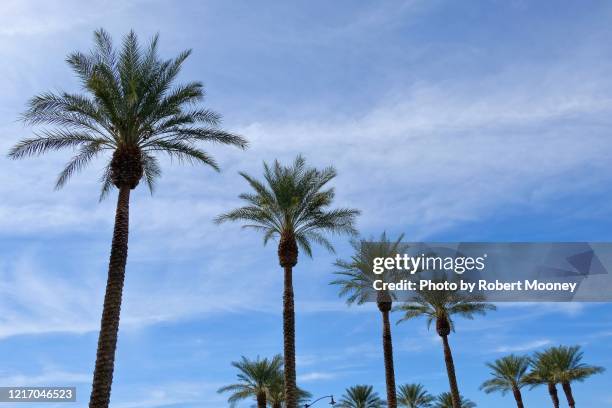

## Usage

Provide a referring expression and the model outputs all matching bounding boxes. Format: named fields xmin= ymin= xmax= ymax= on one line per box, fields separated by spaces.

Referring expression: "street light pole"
xmin=304 ymin=395 xmax=336 ymax=407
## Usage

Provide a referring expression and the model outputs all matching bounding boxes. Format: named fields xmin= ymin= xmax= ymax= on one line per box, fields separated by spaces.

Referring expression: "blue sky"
xmin=1 ymin=0 xmax=612 ymax=406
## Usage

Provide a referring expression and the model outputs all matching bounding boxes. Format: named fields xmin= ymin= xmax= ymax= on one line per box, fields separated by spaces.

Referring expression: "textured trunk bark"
xmin=279 ymin=232 xmax=298 ymax=408
xmin=89 ymin=186 xmax=131 ymax=408
xmin=272 ymin=402 xmax=281 ymax=408
xmin=381 ymin=309 xmax=397 ymax=408
xmin=440 ymin=335 xmax=461 ymax=408
xmin=512 ymin=386 xmax=524 ymax=408
xmin=547 ymin=383 xmax=560 ymax=408
xmin=256 ymin=391 xmax=267 ymax=408
xmin=562 ymin=382 xmax=575 ymax=408
xmin=283 ymin=264 xmax=297 ymax=408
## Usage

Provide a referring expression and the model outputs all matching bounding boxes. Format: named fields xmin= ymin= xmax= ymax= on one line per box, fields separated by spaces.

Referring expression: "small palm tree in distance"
xmin=526 ymin=349 xmax=560 ymax=408
xmin=480 ymin=354 xmax=530 ymax=408
xmin=433 ymin=392 xmax=475 ymax=408
xmin=530 ymin=345 xmax=604 ymax=408
xmin=218 ymin=355 xmax=283 ymax=408
xmin=397 ymin=383 xmax=434 ymax=408
xmin=337 ymin=385 xmax=387 ymax=408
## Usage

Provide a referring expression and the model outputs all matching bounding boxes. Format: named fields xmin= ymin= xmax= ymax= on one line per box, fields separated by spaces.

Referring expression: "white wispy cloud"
xmin=112 ymin=380 xmax=225 ymax=408
xmin=0 ymin=253 xmax=101 ymax=338
xmin=0 ymin=369 xmax=90 ymax=386
xmin=499 ymin=302 xmax=586 ymax=317
xmin=1 ymin=59 xmax=609 ymax=339
xmin=4 ymin=55 xmax=612 ymax=242
xmin=0 ymin=246 xmax=279 ymax=339
xmin=0 ymin=0 xmax=140 ymax=37
xmin=0 ymin=1 xmax=611 ymax=360
xmin=494 ymin=339 xmax=552 ymax=353
xmin=298 ymin=372 xmax=338 ymax=382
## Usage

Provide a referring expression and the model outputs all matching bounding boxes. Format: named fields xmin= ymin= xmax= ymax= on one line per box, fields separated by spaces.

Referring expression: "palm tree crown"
xmin=525 ymin=350 xmax=562 ymax=407
xmin=526 ymin=345 xmax=605 ymax=386
xmin=527 ymin=345 xmax=604 ymax=408
xmin=525 ymin=349 xmax=556 ymax=386
xmin=331 ymin=233 xmax=405 ymax=307
xmin=218 ymin=355 xmax=283 ymax=408
xmin=215 ymin=155 xmax=359 ymax=258
xmin=480 ymin=354 xmax=530 ymax=395
xmin=433 ymin=393 xmax=475 ymax=408
xmin=542 ymin=345 xmax=604 ymax=383
xmin=397 ymin=383 xmax=434 ymax=408
xmin=9 ymin=29 xmax=247 ymax=197
xmin=338 ymin=385 xmax=387 ymax=408
xmin=395 ymin=276 xmax=496 ymax=337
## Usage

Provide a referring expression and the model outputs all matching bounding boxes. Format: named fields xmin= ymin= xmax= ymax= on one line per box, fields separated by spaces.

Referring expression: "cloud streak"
xmin=494 ymin=339 xmax=552 ymax=353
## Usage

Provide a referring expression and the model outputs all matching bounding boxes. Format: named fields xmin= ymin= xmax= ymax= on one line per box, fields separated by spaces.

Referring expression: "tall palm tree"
xmin=433 ymin=393 xmax=475 ymax=408
xmin=532 ymin=346 xmax=604 ymax=408
xmin=525 ymin=350 xmax=560 ymax=408
xmin=267 ymin=372 xmax=311 ymax=408
xmin=8 ymin=29 xmax=246 ymax=408
xmin=395 ymin=276 xmax=495 ymax=408
xmin=331 ymin=233 xmax=405 ymax=408
xmin=397 ymin=383 xmax=434 ymax=408
xmin=218 ymin=355 xmax=283 ymax=408
xmin=480 ymin=355 xmax=530 ymax=408
xmin=216 ymin=156 xmax=359 ymax=408
xmin=337 ymin=385 xmax=387 ymax=408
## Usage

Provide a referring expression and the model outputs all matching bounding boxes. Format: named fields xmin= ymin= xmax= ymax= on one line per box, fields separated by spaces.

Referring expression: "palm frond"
xmin=397 ymin=383 xmax=434 ymax=408
xmin=433 ymin=392 xmax=476 ymax=408
xmin=55 ymin=141 xmax=107 ymax=189
xmin=480 ymin=355 xmax=531 ymax=395
xmin=141 ymin=151 xmax=161 ymax=194
xmin=218 ymin=355 xmax=283 ymax=407
xmin=145 ymin=140 xmax=219 ymax=170
xmin=396 ymin=275 xmax=494 ymax=333
xmin=337 ymin=385 xmax=386 ymax=408
xmin=8 ymin=131 xmax=109 ymax=159
xmin=530 ymin=345 xmax=605 ymax=385
xmin=145 ymin=126 xmax=247 ymax=149
xmin=217 ymin=155 xmax=358 ymax=257
xmin=98 ymin=162 xmax=114 ymax=202
xmin=331 ymin=233 xmax=406 ymax=306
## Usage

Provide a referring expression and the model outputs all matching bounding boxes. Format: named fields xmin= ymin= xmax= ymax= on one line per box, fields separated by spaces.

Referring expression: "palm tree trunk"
xmin=279 ymin=232 xmax=298 ymax=408
xmin=256 ymin=391 xmax=267 ymax=408
xmin=512 ymin=385 xmax=524 ymax=408
xmin=283 ymin=264 xmax=297 ymax=408
xmin=547 ymin=383 xmax=560 ymax=408
xmin=440 ymin=335 xmax=461 ymax=408
xmin=380 ymin=309 xmax=397 ymax=408
xmin=89 ymin=186 xmax=131 ymax=408
xmin=561 ymin=382 xmax=575 ymax=408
